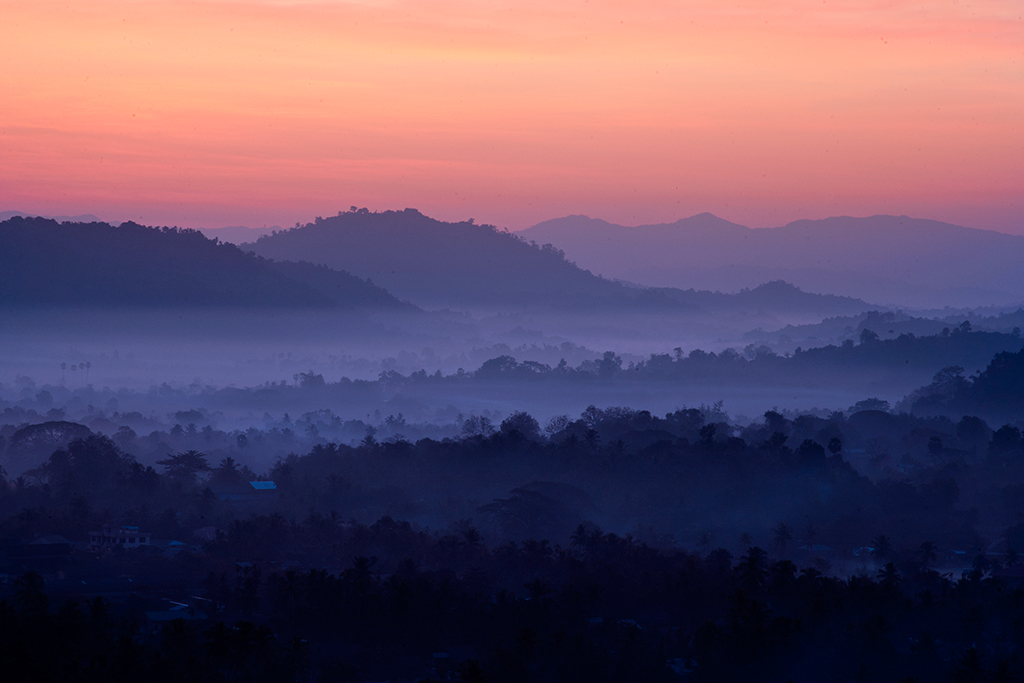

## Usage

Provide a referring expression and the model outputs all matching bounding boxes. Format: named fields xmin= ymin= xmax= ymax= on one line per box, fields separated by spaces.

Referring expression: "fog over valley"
xmin=6 ymin=0 xmax=1024 ymax=676
xmin=2 ymin=209 xmax=1024 ymax=682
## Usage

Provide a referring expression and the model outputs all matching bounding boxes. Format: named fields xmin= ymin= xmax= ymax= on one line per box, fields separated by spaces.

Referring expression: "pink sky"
xmin=1 ymin=0 xmax=1022 ymax=232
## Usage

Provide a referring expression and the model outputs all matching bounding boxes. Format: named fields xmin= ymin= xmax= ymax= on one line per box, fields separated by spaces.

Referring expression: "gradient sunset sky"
xmin=2 ymin=0 xmax=1022 ymax=233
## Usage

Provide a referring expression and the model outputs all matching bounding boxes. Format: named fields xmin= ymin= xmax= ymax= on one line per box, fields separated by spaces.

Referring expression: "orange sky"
xmin=1 ymin=0 xmax=1022 ymax=232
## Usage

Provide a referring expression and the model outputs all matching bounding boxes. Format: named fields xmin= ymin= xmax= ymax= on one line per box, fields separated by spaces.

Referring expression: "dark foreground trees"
xmin=5 ymin=528 xmax=1024 ymax=682
xmin=1 ymin=389 xmax=1024 ymax=680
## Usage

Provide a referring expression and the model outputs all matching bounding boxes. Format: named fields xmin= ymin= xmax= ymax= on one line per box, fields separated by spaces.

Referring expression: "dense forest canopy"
xmin=1 ymin=326 xmax=1021 ymax=470
xmin=2 ymin=371 xmax=1024 ymax=680
xmin=2 ymin=336 xmax=1023 ymax=549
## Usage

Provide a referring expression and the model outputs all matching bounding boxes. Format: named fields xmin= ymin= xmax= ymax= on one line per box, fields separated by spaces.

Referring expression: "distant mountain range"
xmin=520 ymin=214 xmax=1024 ymax=308
xmin=244 ymin=208 xmax=873 ymax=315
xmin=0 ymin=216 xmax=409 ymax=309
xmin=0 ymin=210 xmax=878 ymax=319
xmin=8 ymin=209 xmax=1020 ymax=310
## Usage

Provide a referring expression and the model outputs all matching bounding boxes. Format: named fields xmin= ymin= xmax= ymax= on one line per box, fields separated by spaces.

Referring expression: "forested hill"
xmin=0 ymin=216 xmax=411 ymax=309
xmin=244 ymin=208 xmax=877 ymax=314
xmin=244 ymin=208 xmax=689 ymax=309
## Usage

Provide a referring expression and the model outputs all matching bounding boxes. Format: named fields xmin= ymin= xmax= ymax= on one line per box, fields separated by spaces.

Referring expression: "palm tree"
xmin=770 ymin=560 xmax=797 ymax=589
xmin=522 ymin=538 xmax=553 ymax=569
xmin=877 ymin=562 xmax=901 ymax=590
xmin=156 ymin=450 xmax=210 ymax=484
xmin=871 ymin=535 xmax=893 ymax=561
xmin=278 ymin=569 xmax=305 ymax=613
xmin=804 ymin=524 xmax=818 ymax=549
xmin=211 ymin=456 xmax=241 ymax=485
xmin=349 ymin=556 xmax=377 ymax=595
xmin=736 ymin=546 xmax=769 ymax=593
xmin=773 ymin=523 xmax=792 ymax=556
xmin=799 ymin=566 xmax=823 ymax=583
xmin=570 ymin=524 xmax=591 ymax=559
xmin=14 ymin=571 xmax=48 ymax=615
xmin=918 ymin=541 xmax=938 ymax=570
xmin=697 ymin=531 xmax=713 ymax=558
xmin=462 ymin=526 xmax=484 ymax=553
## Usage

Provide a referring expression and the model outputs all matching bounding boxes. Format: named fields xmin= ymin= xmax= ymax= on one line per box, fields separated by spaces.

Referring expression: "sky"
xmin=1 ymin=0 xmax=1022 ymax=233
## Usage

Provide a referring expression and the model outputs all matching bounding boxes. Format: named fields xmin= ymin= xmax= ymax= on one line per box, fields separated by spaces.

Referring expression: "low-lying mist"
xmin=3 ymin=302 xmax=1024 ymax=683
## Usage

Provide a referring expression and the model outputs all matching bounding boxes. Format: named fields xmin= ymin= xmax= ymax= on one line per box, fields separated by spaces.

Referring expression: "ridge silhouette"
xmin=521 ymin=213 xmax=1024 ymax=307
xmin=0 ymin=216 xmax=411 ymax=309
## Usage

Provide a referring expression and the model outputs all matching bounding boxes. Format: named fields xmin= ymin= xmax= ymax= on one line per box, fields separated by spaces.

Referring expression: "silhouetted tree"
xmin=211 ymin=456 xmax=244 ymax=485
xmin=500 ymin=411 xmax=541 ymax=440
xmin=877 ymin=562 xmax=901 ymax=590
xmin=918 ymin=541 xmax=938 ymax=570
xmin=737 ymin=547 xmax=769 ymax=593
xmin=773 ymin=523 xmax=792 ymax=556
xmin=871 ymin=535 xmax=893 ymax=561
xmin=156 ymin=449 xmax=210 ymax=485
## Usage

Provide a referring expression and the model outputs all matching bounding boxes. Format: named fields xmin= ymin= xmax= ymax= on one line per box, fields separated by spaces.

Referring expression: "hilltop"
xmin=245 ymin=208 xmax=669 ymax=309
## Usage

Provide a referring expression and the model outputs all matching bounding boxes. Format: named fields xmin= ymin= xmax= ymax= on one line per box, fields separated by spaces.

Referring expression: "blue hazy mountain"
xmin=244 ymin=208 xmax=692 ymax=309
xmin=245 ymin=208 xmax=873 ymax=314
xmin=521 ymin=213 xmax=1024 ymax=308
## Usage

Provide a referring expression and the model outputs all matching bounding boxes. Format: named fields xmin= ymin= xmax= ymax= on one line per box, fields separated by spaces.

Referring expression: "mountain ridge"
xmin=0 ymin=216 xmax=412 ymax=310
xmin=244 ymin=208 xmax=690 ymax=310
xmin=0 ymin=210 xmax=880 ymax=318
xmin=244 ymin=208 xmax=876 ymax=316
xmin=520 ymin=213 xmax=1024 ymax=307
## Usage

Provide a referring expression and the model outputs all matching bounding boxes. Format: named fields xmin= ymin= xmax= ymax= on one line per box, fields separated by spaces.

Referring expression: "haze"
xmin=4 ymin=3 xmax=1024 ymax=681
